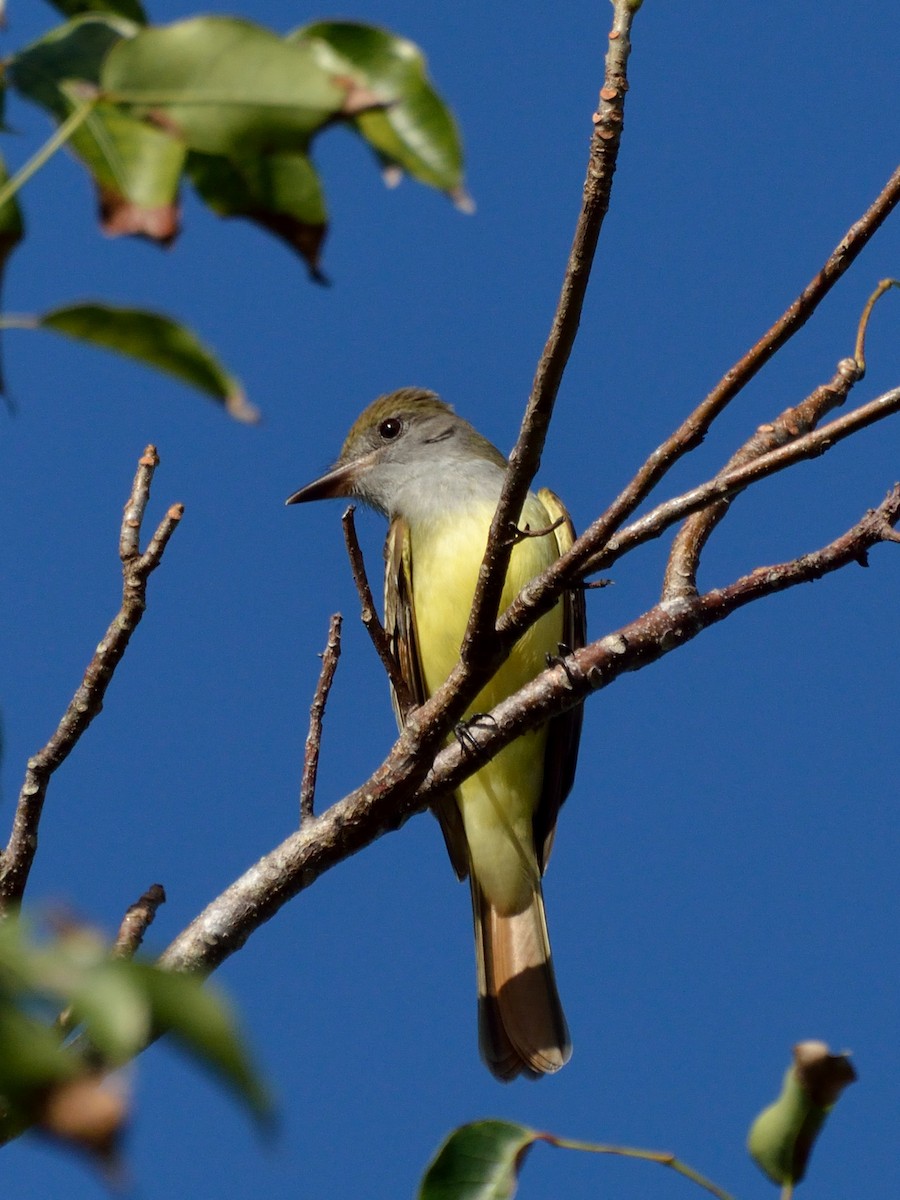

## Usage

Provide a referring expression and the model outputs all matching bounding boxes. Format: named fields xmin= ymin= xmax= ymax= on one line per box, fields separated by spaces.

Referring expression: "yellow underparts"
xmin=411 ymin=495 xmax=564 ymax=915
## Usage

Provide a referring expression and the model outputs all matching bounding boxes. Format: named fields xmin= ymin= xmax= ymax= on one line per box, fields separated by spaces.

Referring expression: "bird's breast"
xmin=410 ymin=497 xmax=563 ymax=707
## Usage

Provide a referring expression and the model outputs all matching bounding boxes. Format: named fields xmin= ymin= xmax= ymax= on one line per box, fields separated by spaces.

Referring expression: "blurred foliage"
xmin=1 ymin=4 xmax=467 ymax=414
xmin=748 ymin=1042 xmax=857 ymax=1188
xmin=0 ymin=912 xmax=270 ymax=1170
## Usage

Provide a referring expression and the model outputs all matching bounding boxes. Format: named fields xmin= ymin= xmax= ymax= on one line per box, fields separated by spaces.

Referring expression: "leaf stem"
xmin=0 ymin=96 xmax=97 ymax=210
xmin=0 ymin=315 xmax=39 ymax=330
xmin=546 ymin=1135 xmax=737 ymax=1200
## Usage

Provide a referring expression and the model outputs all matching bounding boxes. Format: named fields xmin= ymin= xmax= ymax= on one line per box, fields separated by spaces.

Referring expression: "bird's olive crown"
xmin=337 ymin=388 xmax=507 ymax=470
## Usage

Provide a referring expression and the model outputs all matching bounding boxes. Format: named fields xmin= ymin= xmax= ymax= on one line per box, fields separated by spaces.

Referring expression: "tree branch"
xmin=420 ymin=487 xmax=900 ymax=800
xmin=159 ymin=485 xmax=900 ymax=977
xmin=498 ymin=384 xmax=900 ymax=645
xmin=520 ymin=162 xmax=900 ymax=602
xmin=0 ymin=447 xmax=182 ymax=910
xmin=462 ymin=0 xmax=640 ymax=668
xmin=663 ymin=281 xmax=899 ymax=599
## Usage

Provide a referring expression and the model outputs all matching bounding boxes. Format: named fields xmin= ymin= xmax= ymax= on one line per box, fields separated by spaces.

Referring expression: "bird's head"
xmin=286 ymin=388 xmax=506 ymax=517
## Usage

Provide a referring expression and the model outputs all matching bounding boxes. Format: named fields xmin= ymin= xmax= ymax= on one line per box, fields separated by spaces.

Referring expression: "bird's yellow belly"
xmin=411 ymin=501 xmax=563 ymax=913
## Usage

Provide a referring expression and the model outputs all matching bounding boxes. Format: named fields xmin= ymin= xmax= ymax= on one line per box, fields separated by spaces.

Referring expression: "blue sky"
xmin=2 ymin=1 xmax=899 ymax=1197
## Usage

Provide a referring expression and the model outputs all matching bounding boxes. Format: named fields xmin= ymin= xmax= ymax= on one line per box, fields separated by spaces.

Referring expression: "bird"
xmin=286 ymin=388 xmax=585 ymax=1079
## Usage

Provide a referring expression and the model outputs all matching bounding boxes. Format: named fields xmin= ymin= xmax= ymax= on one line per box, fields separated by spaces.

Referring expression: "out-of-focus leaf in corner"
xmin=294 ymin=22 xmax=470 ymax=209
xmin=39 ymin=302 xmax=259 ymax=422
xmin=132 ymin=964 xmax=273 ymax=1127
xmin=748 ymin=1041 xmax=857 ymax=1187
xmin=8 ymin=15 xmax=183 ymax=243
xmin=101 ymin=17 xmax=377 ymax=158
xmin=187 ymin=149 xmax=328 ymax=281
xmin=42 ymin=0 xmax=147 ymax=22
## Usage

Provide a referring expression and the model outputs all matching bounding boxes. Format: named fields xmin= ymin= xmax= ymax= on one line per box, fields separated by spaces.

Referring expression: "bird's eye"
xmin=378 ymin=417 xmax=403 ymax=441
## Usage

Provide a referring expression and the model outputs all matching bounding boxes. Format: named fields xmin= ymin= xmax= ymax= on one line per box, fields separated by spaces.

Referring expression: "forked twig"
xmin=491 ymin=163 xmax=900 ymax=640
xmin=0 ymin=447 xmax=183 ymax=909
xmin=663 ymin=280 xmax=900 ymax=599
xmin=497 ymin=385 xmax=900 ymax=645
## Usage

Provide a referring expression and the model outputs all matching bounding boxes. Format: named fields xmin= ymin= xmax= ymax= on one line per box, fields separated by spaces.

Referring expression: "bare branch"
xmin=662 ymin=357 xmax=863 ymax=600
xmin=533 ymin=163 xmax=900 ymax=595
xmin=0 ymin=447 xmax=183 ymax=910
xmin=299 ymin=614 xmax=342 ymax=824
xmin=113 ymin=884 xmax=167 ymax=960
xmin=663 ymin=280 xmax=900 ymax=599
xmin=462 ymin=0 xmax=640 ymax=667
xmin=499 ymin=385 xmax=900 ymax=644
xmin=158 ymin=485 xmax=900 ymax=978
xmin=341 ymin=506 xmax=414 ymax=715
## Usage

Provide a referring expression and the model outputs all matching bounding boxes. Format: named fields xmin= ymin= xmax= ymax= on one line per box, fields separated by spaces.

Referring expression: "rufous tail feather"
xmin=471 ymin=877 xmax=571 ymax=1081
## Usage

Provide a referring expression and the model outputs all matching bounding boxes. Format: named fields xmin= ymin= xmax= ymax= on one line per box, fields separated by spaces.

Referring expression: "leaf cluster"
xmin=0 ymin=3 xmax=467 ymax=413
xmin=0 ymin=912 xmax=269 ymax=1166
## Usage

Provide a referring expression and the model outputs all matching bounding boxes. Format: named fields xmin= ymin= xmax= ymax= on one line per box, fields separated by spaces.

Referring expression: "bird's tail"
xmin=471 ymin=877 xmax=571 ymax=1080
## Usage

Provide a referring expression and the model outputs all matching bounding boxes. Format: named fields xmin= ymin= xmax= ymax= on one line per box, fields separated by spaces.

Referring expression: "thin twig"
xmin=157 ymin=485 xmax=900 ymax=978
xmin=341 ymin=506 xmax=414 ymax=714
xmin=0 ymin=447 xmax=183 ymax=910
xmin=508 ymin=515 xmax=566 ymax=544
xmin=299 ymin=614 xmax=343 ymax=824
xmin=854 ymin=277 xmax=899 ymax=372
xmin=662 ymin=357 xmax=862 ymax=600
xmin=113 ymin=884 xmax=167 ymax=960
xmin=462 ymin=0 xmax=640 ymax=668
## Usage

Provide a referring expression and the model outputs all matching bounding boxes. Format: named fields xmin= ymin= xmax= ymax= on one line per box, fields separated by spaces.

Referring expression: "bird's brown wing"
xmin=532 ymin=488 xmax=587 ymax=873
xmin=384 ymin=517 xmax=469 ymax=880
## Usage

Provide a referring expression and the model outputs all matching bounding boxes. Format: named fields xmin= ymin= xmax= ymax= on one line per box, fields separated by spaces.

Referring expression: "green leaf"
xmin=68 ymin=963 xmax=151 ymax=1064
xmin=42 ymin=0 xmax=147 ymax=21
xmin=419 ymin=1120 xmax=538 ymax=1200
xmin=9 ymin=15 xmax=183 ymax=242
xmin=295 ymin=22 xmax=468 ymax=204
xmin=0 ymin=1001 xmax=76 ymax=1100
xmin=101 ymin=17 xmax=373 ymax=158
xmin=187 ymin=149 xmax=328 ymax=280
xmin=131 ymin=965 xmax=272 ymax=1124
xmin=39 ymin=302 xmax=258 ymax=422
xmin=9 ymin=15 xmax=134 ymax=121
xmin=748 ymin=1042 xmax=857 ymax=1186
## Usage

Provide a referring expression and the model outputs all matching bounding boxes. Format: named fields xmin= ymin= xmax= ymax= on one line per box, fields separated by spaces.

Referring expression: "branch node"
xmin=113 ymin=883 xmax=167 ymax=959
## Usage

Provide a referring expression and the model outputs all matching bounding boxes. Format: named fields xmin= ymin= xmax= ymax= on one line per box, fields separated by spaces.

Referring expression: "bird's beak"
xmin=285 ymin=452 xmax=375 ymax=506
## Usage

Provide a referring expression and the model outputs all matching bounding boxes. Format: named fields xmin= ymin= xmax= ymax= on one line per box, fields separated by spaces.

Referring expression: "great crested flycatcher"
xmin=286 ymin=388 xmax=585 ymax=1080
